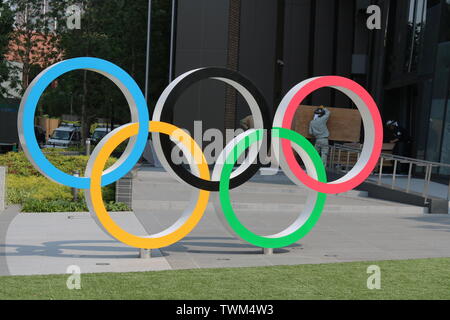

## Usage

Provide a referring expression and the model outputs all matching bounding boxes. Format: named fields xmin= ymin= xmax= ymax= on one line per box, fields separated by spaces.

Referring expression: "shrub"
xmin=1 ymin=152 xmax=127 ymax=212
xmin=0 ymin=151 xmax=117 ymax=176
xmin=6 ymin=175 xmax=72 ymax=204
xmin=21 ymin=199 xmax=130 ymax=213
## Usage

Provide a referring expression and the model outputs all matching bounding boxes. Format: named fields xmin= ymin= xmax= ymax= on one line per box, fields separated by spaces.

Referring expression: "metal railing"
xmin=328 ymin=144 xmax=450 ymax=204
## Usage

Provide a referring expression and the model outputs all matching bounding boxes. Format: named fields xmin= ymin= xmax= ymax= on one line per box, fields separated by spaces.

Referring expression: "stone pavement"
xmin=0 ymin=166 xmax=449 ymax=276
xmin=0 ymin=205 xmax=19 ymax=275
xmin=133 ymin=167 xmax=450 ymax=270
xmin=1 ymin=211 xmax=170 ymax=276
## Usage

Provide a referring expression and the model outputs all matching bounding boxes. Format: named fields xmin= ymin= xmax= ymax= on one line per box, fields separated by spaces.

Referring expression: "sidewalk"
xmin=1 ymin=211 xmax=171 ymax=276
xmin=133 ymin=168 xmax=450 ymax=270
xmin=0 ymin=167 xmax=449 ymax=276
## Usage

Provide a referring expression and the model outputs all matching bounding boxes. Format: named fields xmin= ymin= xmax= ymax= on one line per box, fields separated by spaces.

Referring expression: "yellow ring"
xmin=89 ymin=121 xmax=210 ymax=249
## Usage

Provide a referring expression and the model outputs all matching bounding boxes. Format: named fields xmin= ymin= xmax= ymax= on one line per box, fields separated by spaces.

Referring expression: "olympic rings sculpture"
xmin=18 ymin=57 xmax=383 ymax=249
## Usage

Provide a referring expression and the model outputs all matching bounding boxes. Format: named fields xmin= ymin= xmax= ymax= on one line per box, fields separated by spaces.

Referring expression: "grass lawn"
xmin=0 ymin=258 xmax=449 ymax=300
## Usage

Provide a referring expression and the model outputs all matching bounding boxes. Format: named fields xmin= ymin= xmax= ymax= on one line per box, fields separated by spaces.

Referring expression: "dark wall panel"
xmin=335 ymin=0 xmax=355 ymax=108
xmin=237 ymin=0 xmax=278 ymax=119
xmin=0 ymin=112 xmax=19 ymax=144
xmin=282 ymin=0 xmax=313 ymax=96
xmin=282 ymin=0 xmax=356 ymax=108
xmin=174 ymin=0 xmax=230 ymax=134
xmin=311 ymin=0 xmax=337 ymax=107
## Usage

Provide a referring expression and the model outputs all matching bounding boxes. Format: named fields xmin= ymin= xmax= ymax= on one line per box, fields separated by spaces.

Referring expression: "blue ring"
xmin=20 ymin=57 xmax=149 ymax=189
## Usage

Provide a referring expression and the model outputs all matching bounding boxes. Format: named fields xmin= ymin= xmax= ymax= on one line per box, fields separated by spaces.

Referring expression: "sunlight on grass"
xmin=0 ymin=258 xmax=449 ymax=300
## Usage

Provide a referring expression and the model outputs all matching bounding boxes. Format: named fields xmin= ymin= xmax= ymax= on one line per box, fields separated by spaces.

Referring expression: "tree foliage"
xmin=44 ymin=0 xmax=171 ymax=142
xmin=4 ymin=0 xmax=59 ymax=98
xmin=0 ymin=0 xmax=14 ymax=97
xmin=3 ymin=0 xmax=171 ymax=142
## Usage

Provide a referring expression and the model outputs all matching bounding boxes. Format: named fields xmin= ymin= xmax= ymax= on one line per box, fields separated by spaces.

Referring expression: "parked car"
xmin=45 ymin=124 xmax=81 ymax=149
xmin=90 ymin=127 xmax=112 ymax=145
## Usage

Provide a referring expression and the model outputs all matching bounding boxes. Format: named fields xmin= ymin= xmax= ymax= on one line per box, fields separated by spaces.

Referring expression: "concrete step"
xmin=132 ymin=182 xmax=374 ymax=205
xmin=134 ymin=169 xmax=426 ymax=214
xmin=132 ymin=199 xmax=427 ymax=214
xmin=136 ymin=172 xmax=368 ymax=197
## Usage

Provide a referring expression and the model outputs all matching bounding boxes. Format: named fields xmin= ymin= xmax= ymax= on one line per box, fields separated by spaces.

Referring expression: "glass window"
xmin=426 ymin=42 xmax=450 ymax=162
xmin=441 ymin=0 xmax=450 ymax=42
xmin=51 ymin=130 xmax=71 ymax=141
xmin=440 ymin=97 xmax=450 ymax=173
xmin=405 ymin=0 xmax=427 ymax=73
xmin=92 ymin=131 xmax=107 ymax=140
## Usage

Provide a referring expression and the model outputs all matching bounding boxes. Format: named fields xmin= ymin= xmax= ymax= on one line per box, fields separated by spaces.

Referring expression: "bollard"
xmin=262 ymin=248 xmax=273 ymax=255
xmin=72 ymin=171 xmax=80 ymax=202
xmin=86 ymin=139 xmax=91 ymax=156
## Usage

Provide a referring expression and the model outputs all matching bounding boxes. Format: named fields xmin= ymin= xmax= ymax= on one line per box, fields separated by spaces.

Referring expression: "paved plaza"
xmin=0 ymin=167 xmax=449 ymax=276
xmin=1 ymin=209 xmax=170 ymax=276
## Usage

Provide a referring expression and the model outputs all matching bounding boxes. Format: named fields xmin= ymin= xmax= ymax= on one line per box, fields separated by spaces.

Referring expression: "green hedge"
xmin=0 ymin=152 xmax=130 ymax=212
xmin=22 ymin=199 xmax=130 ymax=213
xmin=0 ymin=150 xmax=116 ymax=176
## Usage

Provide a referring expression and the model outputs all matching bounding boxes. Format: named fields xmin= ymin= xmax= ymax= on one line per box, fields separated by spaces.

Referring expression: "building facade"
xmin=170 ymin=0 xmax=450 ymax=174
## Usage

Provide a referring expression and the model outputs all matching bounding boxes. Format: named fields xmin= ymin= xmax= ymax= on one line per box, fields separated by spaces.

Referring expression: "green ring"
xmin=219 ymin=127 xmax=327 ymax=248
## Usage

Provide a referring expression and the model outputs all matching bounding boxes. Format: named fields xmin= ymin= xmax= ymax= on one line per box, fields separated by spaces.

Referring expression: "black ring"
xmin=153 ymin=67 xmax=272 ymax=191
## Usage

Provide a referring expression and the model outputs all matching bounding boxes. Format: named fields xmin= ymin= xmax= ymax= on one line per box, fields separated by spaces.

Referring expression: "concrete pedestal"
xmin=139 ymin=249 xmax=151 ymax=259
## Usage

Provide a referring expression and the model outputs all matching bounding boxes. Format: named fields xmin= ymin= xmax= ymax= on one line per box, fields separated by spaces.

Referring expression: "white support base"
xmin=139 ymin=249 xmax=151 ymax=259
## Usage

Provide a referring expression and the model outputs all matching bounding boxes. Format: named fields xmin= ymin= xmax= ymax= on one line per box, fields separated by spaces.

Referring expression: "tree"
xmin=44 ymin=0 xmax=140 ymax=142
xmin=6 ymin=0 xmax=59 ymax=98
xmin=0 ymin=0 xmax=14 ymax=97
xmin=45 ymin=0 xmax=171 ymax=143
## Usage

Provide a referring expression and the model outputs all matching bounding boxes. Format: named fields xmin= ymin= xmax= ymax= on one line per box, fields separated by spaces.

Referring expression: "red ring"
xmin=280 ymin=76 xmax=383 ymax=194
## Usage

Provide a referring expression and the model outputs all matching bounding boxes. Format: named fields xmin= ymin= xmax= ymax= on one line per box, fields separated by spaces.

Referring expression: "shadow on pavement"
xmin=0 ymin=240 xmax=138 ymax=260
xmin=161 ymin=236 xmax=299 ymax=255
xmin=401 ymin=215 xmax=450 ymax=233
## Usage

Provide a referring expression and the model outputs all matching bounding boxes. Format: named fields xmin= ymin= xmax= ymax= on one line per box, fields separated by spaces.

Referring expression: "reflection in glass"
xmin=405 ymin=0 xmax=427 ymax=73
xmin=426 ymin=42 xmax=450 ymax=163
